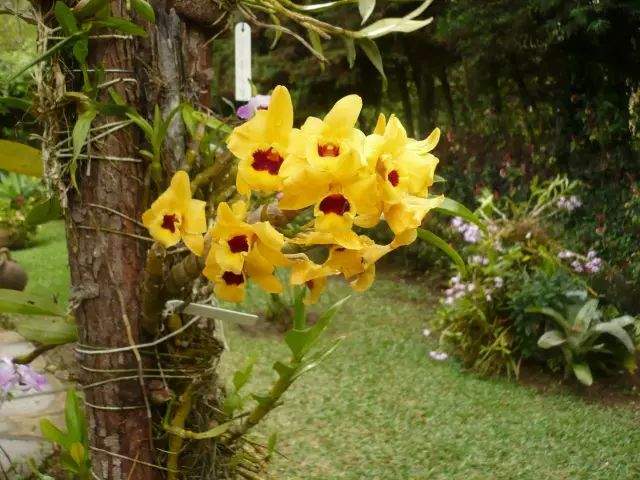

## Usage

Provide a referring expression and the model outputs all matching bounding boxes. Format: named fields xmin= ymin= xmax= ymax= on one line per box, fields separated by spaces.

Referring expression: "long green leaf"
xmin=54 ymin=1 xmax=79 ymax=35
xmin=0 ymin=140 xmax=42 ymax=177
xmin=40 ymin=418 xmax=71 ymax=449
xmin=416 ymin=228 xmax=466 ymax=275
xmin=0 ymin=289 xmax=66 ymax=316
xmin=537 ymin=330 xmax=566 ymax=349
xmin=526 ymin=306 xmax=571 ymax=332
xmin=594 ymin=322 xmax=635 ymax=353
xmin=343 ymin=37 xmax=356 ymax=68
xmin=131 ymin=0 xmax=155 ymax=22
xmin=436 ymin=197 xmax=486 ymax=232
xmin=358 ymin=0 xmax=376 ymax=23
xmin=285 ymin=296 xmax=349 ymax=360
xmin=65 ymin=389 xmax=84 ymax=445
xmin=572 ymin=362 xmax=593 ymax=386
xmin=72 ymin=108 xmax=97 ymax=162
xmin=356 ymin=38 xmax=387 ymax=88
xmin=356 ymin=17 xmax=433 ymax=39
xmin=8 ymin=32 xmax=85 ymax=82
xmin=94 ymin=17 xmax=147 ymax=36
xmin=73 ymin=0 xmax=109 ymax=19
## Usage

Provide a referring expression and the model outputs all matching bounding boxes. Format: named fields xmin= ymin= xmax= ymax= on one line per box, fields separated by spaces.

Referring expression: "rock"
xmin=0 ymin=248 xmax=28 ymax=291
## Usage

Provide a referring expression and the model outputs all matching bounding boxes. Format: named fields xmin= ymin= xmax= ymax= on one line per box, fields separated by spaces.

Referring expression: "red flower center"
xmin=306 ymin=280 xmax=315 ymax=289
xmin=228 ymin=235 xmax=250 ymax=253
xmin=161 ymin=214 xmax=179 ymax=233
xmin=319 ymin=194 xmax=350 ymax=216
xmin=222 ymin=271 xmax=244 ymax=286
xmin=387 ymin=169 xmax=400 ymax=187
xmin=317 ymin=143 xmax=340 ymax=157
xmin=252 ymin=147 xmax=284 ymax=175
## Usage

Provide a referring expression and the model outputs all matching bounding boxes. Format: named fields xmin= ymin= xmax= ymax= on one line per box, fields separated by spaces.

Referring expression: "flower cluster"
xmin=143 ymin=86 xmax=444 ymax=303
xmin=0 ymin=358 xmax=47 ymax=395
xmin=443 ymin=275 xmax=474 ymax=305
xmin=451 ymin=217 xmax=482 ymax=243
xmin=556 ymin=195 xmax=582 ymax=212
xmin=557 ymin=249 xmax=603 ymax=274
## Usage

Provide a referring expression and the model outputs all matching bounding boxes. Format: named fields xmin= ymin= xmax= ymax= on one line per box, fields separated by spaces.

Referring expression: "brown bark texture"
xmin=64 ymin=0 xmax=218 ymax=477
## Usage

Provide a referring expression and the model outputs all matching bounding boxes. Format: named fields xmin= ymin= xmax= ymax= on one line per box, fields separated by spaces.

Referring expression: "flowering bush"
xmin=430 ymin=176 xmax=639 ymax=382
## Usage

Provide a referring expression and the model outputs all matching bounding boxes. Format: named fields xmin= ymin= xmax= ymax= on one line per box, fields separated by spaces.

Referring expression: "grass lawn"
xmin=12 ymin=223 xmax=640 ymax=479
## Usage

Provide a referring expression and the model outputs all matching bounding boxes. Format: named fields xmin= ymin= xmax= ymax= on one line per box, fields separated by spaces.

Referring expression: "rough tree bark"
xmin=64 ymin=0 xmax=216 ymax=478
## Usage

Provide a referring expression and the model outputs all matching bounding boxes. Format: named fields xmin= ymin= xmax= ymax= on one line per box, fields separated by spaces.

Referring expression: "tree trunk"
xmin=64 ymin=1 xmax=216 ymax=478
xmin=65 ymin=2 xmax=159 ymax=478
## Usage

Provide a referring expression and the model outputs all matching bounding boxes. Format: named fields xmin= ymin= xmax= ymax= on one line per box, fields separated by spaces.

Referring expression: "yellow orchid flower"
xmin=365 ymin=114 xmax=440 ymax=203
xmin=290 ymin=256 xmax=338 ymax=304
xmin=203 ymin=200 xmax=288 ymax=302
xmin=227 ymin=86 xmax=295 ymax=195
xmin=286 ymin=94 xmax=366 ymax=182
xmin=383 ymin=195 xmax=444 ymax=235
xmin=142 ymin=170 xmax=206 ymax=255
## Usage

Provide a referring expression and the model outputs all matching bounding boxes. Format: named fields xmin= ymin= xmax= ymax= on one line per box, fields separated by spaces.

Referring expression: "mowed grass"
xmin=15 ymin=223 xmax=640 ymax=479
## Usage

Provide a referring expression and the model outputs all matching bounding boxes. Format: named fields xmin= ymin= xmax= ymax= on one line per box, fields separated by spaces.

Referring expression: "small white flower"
xmin=422 ymin=328 xmax=431 ymax=338
xmin=493 ymin=276 xmax=504 ymax=288
xmin=429 ymin=351 xmax=449 ymax=361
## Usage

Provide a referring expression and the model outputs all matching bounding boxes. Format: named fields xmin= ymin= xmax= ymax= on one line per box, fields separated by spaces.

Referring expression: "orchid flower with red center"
xmin=142 ymin=170 xmax=207 ymax=255
xmin=203 ymin=201 xmax=289 ymax=302
xmin=227 ymin=86 xmax=295 ymax=195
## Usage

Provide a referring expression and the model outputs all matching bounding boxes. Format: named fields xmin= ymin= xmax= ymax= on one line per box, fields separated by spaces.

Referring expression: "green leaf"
xmin=358 ymin=0 xmax=376 ymax=23
xmin=72 ymin=37 xmax=89 ymax=64
xmin=72 ymin=108 xmax=97 ymax=162
xmin=126 ymin=111 xmax=154 ymax=140
xmin=356 ymin=17 xmax=433 ymax=39
xmin=572 ymin=362 xmax=593 ymax=386
xmin=26 ymin=196 xmax=62 ymax=226
xmin=343 ymin=37 xmax=356 ymax=68
xmin=233 ymin=356 xmax=256 ymax=391
xmin=0 ymin=289 xmax=66 ymax=317
xmin=0 ymin=140 xmax=42 ymax=177
xmin=0 ymin=96 xmax=32 ymax=112
xmin=273 ymin=360 xmax=295 ymax=380
xmin=525 ymin=307 xmax=571 ymax=332
xmin=307 ymin=29 xmax=325 ymax=70
xmin=356 ymin=38 xmax=386 ymax=89
xmin=40 ymin=418 xmax=71 ymax=449
xmin=292 ymin=337 xmax=344 ymax=381
xmin=416 ymin=228 xmax=466 ymax=275
xmin=14 ymin=317 xmax=78 ymax=345
xmin=65 ymin=389 xmax=85 ymax=445
xmin=436 ymin=197 xmax=486 ymax=232
xmin=574 ymin=299 xmax=600 ymax=331
xmin=285 ymin=296 xmax=349 ymax=361
xmin=94 ymin=17 xmax=147 ymax=36
xmin=8 ymin=32 xmax=85 ymax=82
xmin=594 ymin=322 xmax=635 ymax=353
xmin=131 ymin=0 xmax=155 ymax=22
xmin=537 ymin=330 xmax=566 ymax=349
xmin=73 ymin=0 xmax=109 ymax=19
xmin=69 ymin=442 xmax=86 ymax=466
xmin=268 ymin=13 xmax=282 ymax=49
xmin=54 ymin=1 xmax=79 ymax=35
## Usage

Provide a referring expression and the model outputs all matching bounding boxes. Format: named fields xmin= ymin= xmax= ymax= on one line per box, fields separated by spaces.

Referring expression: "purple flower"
xmin=16 ymin=364 xmax=47 ymax=392
xmin=236 ymin=94 xmax=271 ymax=120
xmin=0 ymin=358 xmax=16 ymax=392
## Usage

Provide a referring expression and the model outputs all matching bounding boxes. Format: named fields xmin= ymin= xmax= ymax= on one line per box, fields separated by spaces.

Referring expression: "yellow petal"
xmin=252 ymin=221 xmax=285 ymax=251
xmin=182 ymin=233 xmax=204 ymax=256
xmin=214 ymin=281 xmax=246 ymax=303
xmin=325 ymin=246 xmax=365 ymax=279
xmin=168 ymin=170 xmax=192 ymax=203
xmin=213 ymin=243 xmax=246 ymax=274
xmin=384 ymin=195 xmax=444 ymax=235
xmin=305 ymin=275 xmax=327 ymax=305
xmin=323 ymin=94 xmax=362 ymax=137
xmin=279 ymin=168 xmax=329 ymax=210
xmin=351 ymin=264 xmax=375 ymax=292
xmin=373 ymin=113 xmax=386 ymax=135
xmin=251 ymin=272 xmax=283 ymax=294
xmin=265 ymin=85 xmax=294 ymax=145
xmin=417 ymin=127 xmax=440 ymax=152
xmin=182 ymin=199 xmax=207 ymax=235
xmin=143 ymin=208 xmax=182 ymax=248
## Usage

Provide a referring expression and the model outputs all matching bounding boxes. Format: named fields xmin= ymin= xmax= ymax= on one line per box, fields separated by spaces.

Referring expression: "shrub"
xmin=431 ymin=176 xmax=638 ymax=384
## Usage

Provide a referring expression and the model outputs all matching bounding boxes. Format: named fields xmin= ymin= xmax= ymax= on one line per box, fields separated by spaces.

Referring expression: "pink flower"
xmin=236 ymin=94 xmax=271 ymax=120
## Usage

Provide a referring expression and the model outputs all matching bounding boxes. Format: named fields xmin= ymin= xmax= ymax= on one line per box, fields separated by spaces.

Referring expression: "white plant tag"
xmin=165 ymin=300 xmax=258 ymax=323
xmin=234 ymin=22 xmax=252 ymax=102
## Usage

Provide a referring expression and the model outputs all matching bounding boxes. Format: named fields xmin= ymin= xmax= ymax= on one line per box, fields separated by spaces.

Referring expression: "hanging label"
xmin=235 ymin=22 xmax=252 ymax=102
